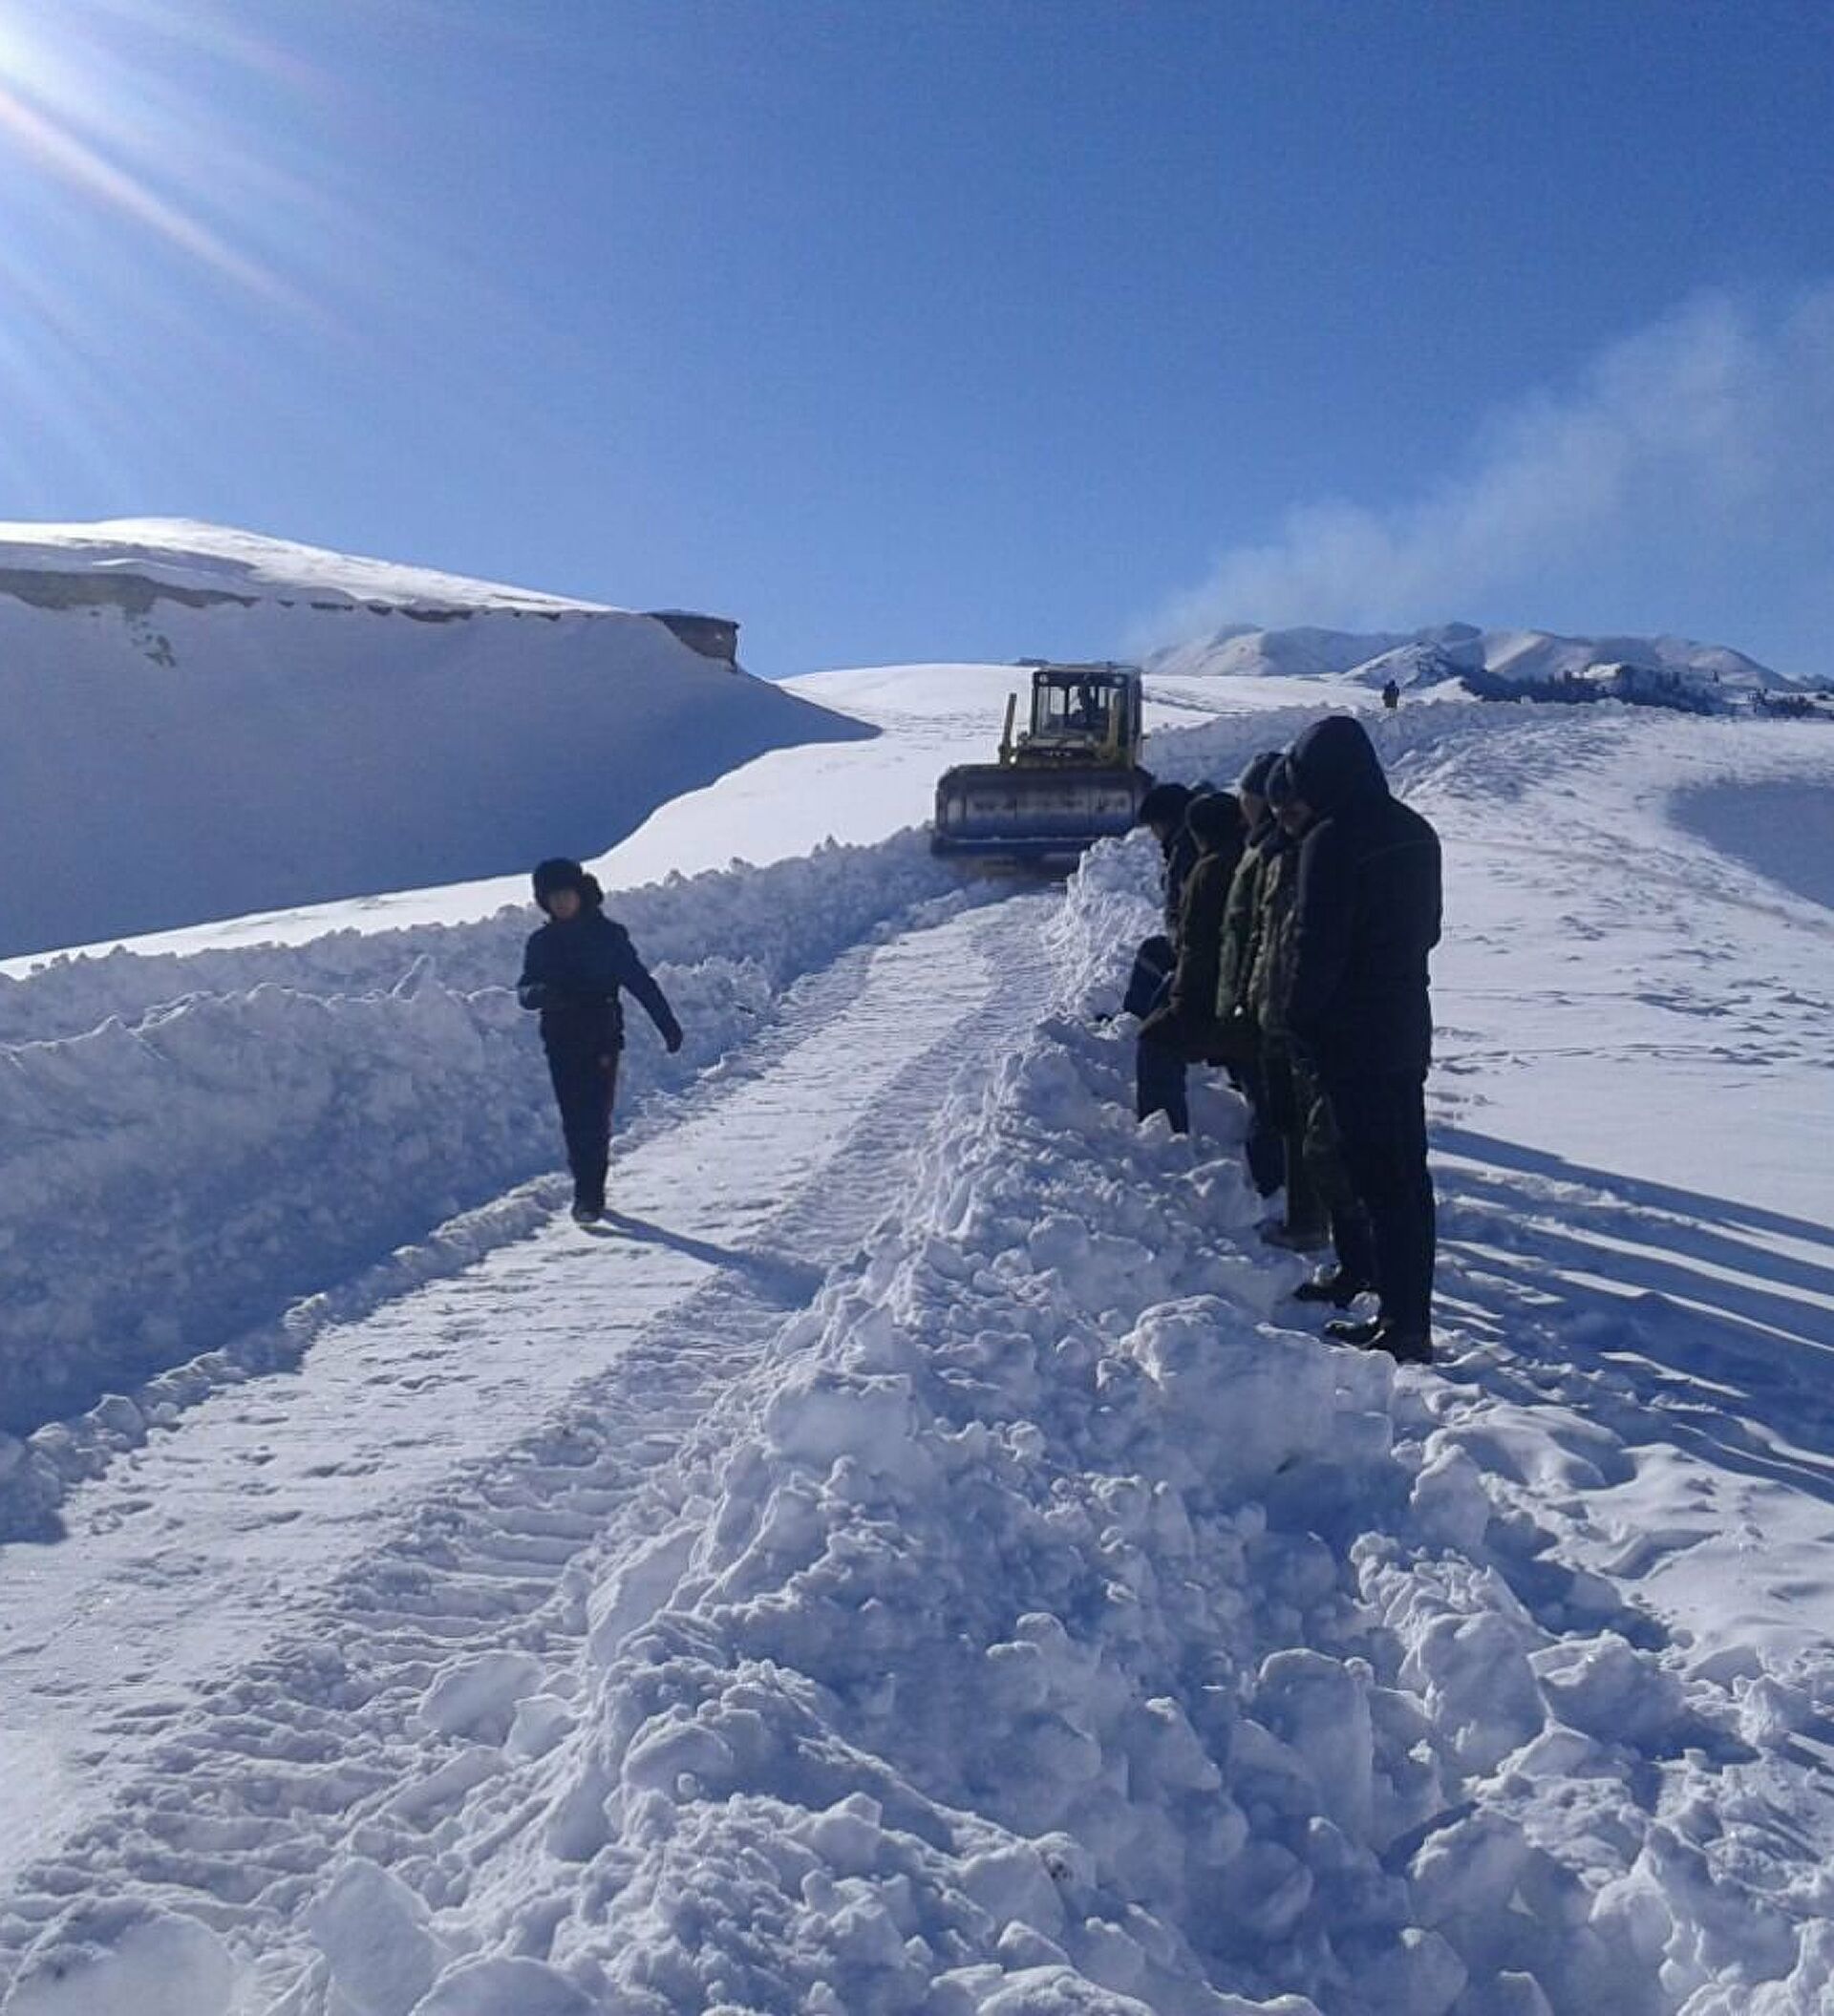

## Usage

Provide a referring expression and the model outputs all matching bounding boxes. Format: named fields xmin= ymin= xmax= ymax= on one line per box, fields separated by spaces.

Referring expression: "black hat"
xmin=532 ymin=858 xmax=588 ymax=911
xmin=1237 ymin=750 xmax=1282 ymax=798
xmin=1184 ymin=790 xmax=1244 ymax=850
xmin=1135 ymin=781 xmax=1193 ymax=830
xmin=1263 ymin=757 xmax=1296 ymax=809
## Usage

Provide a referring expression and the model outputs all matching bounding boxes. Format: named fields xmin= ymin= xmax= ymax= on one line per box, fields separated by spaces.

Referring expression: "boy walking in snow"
xmin=1283 ymin=717 xmax=1441 ymax=1363
xmin=518 ymin=859 xmax=683 ymax=1223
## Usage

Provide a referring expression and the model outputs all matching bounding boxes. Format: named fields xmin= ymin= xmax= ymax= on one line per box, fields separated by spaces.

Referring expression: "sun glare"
xmin=0 ymin=0 xmax=355 ymax=494
xmin=0 ymin=0 xmax=313 ymax=305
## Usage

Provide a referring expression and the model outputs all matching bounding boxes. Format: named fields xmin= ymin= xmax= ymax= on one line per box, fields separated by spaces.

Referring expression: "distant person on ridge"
xmin=518 ymin=859 xmax=683 ymax=1224
xmin=1284 ymin=716 xmax=1441 ymax=1363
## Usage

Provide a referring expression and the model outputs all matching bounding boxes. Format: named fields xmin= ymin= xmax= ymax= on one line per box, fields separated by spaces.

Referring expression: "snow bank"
xmin=0 ymin=831 xmax=963 ymax=1494
xmin=0 ymin=520 xmax=869 ymax=959
xmin=283 ymin=837 xmax=1831 ymax=2015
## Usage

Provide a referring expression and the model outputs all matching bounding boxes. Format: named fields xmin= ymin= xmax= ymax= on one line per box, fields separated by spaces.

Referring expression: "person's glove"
xmin=664 ymin=1023 xmax=684 ymax=1054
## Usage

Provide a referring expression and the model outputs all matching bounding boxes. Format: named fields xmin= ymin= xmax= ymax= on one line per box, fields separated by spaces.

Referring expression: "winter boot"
xmin=1325 ymin=1315 xmax=1432 ymax=1364
xmin=1376 ymin=1325 xmax=1433 ymax=1366
xmin=1291 ymin=1264 xmax=1373 ymax=1307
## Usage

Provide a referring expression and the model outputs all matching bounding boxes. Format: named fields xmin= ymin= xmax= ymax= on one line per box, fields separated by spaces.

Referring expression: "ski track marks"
xmin=0 ymin=891 xmax=1056 ymax=1996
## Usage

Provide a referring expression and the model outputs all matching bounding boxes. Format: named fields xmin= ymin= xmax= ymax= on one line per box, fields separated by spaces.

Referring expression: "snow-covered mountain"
xmin=0 ymin=520 xmax=868 ymax=960
xmin=1147 ymin=620 xmax=1794 ymax=700
xmin=5 ymin=627 xmax=1834 ymax=2010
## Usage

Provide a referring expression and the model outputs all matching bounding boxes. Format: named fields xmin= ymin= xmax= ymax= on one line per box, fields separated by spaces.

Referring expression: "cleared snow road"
xmin=0 ymin=890 xmax=1052 ymax=1933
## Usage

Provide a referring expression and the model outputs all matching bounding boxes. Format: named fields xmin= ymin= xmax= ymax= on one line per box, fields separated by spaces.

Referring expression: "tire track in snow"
xmin=0 ymin=892 xmax=1056 ymax=1995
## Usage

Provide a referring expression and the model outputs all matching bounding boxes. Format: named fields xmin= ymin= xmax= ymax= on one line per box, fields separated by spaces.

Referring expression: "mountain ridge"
xmin=1148 ymin=620 xmax=1797 ymax=693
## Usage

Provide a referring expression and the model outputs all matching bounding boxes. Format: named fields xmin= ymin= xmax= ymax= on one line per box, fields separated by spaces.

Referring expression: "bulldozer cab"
xmin=1017 ymin=666 xmax=1141 ymax=763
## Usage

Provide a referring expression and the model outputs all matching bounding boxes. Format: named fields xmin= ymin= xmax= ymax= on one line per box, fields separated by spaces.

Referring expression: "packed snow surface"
xmin=3 ymin=654 xmax=1834 ymax=2015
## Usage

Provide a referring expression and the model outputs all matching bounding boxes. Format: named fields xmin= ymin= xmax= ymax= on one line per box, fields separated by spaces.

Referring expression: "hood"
xmin=532 ymin=858 xmax=606 ymax=916
xmin=1184 ymin=789 xmax=1244 ymax=856
xmin=1287 ymin=714 xmax=1389 ymax=814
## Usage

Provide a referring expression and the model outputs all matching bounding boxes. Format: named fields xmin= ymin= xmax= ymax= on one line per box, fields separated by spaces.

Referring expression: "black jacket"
xmin=1214 ymin=817 xmax=1275 ymax=1023
xmin=1162 ymin=818 xmax=1203 ymax=940
xmin=518 ymin=906 xmax=680 ymax=1056
xmin=1145 ymin=847 xmax=1233 ymax=1039
xmin=1285 ymin=715 xmax=1440 ymax=1074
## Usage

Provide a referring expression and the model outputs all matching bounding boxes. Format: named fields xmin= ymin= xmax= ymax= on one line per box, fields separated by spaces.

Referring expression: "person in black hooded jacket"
xmin=1284 ymin=716 xmax=1440 ymax=1361
xmin=519 ymin=858 xmax=683 ymax=1222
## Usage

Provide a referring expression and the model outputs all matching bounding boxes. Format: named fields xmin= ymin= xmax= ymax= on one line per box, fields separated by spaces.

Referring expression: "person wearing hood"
xmin=1214 ymin=749 xmax=1286 ymax=1196
xmin=1116 ymin=780 xmax=1195 ymax=1025
xmin=1240 ymin=756 xmax=1329 ymax=1252
xmin=1137 ymin=788 xmax=1247 ymax=1132
xmin=519 ymin=858 xmax=683 ymax=1223
xmin=1283 ymin=715 xmax=1441 ymax=1362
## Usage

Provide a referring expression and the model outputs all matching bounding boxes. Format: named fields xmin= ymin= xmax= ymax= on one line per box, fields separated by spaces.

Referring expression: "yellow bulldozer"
xmin=930 ymin=662 xmax=1151 ymax=862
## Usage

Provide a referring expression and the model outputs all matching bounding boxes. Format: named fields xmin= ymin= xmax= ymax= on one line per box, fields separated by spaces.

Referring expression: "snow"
xmin=1148 ymin=623 xmax=1796 ymax=698
xmin=0 ymin=520 xmax=866 ymax=960
xmin=4 ymin=573 xmax=1834 ymax=2012
xmin=0 ymin=518 xmax=607 ymax=612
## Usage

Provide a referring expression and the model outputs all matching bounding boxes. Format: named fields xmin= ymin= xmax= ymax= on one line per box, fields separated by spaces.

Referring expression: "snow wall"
xmin=0 ymin=584 xmax=869 ymax=959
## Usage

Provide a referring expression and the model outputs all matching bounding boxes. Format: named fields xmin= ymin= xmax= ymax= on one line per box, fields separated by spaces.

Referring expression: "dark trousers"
xmin=1261 ymin=1041 xmax=1324 ymax=1237
xmin=1237 ymin=1054 xmax=1285 ymax=1197
xmin=1294 ymin=1059 xmax=1376 ymax=1284
xmin=545 ymin=1043 xmax=619 ymax=1209
xmin=1127 ymin=936 xmax=1189 ymax=1134
xmin=1122 ymin=936 xmax=1175 ymax=1017
xmin=1136 ymin=1027 xmax=1189 ymax=1134
xmin=1318 ymin=1066 xmax=1435 ymax=1332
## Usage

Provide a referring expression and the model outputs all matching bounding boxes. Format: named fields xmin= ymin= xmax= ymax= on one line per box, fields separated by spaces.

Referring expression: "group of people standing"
xmin=512 ymin=712 xmax=1439 ymax=1355
xmin=1129 ymin=714 xmax=1441 ymax=1364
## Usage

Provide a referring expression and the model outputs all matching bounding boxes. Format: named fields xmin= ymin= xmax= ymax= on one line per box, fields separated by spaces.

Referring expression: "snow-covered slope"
xmin=4 ymin=656 xmax=1834 ymax=2013
xmin=0 ymin=520 xmax=868 ymax=960
xmin=1148 ymin=621 xmax=1793 ymax=700
xmin=0 ymin=518 xmax=606 ymax=613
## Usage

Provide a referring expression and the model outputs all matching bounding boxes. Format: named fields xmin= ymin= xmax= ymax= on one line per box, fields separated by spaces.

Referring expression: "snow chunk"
xmin=763 ymin=1366 xmax=926 ymax=1481
xmin=419 ymin=1651 xmax=545 ymax=1742
xmin=308 ymin=1857 xmax=448 ymax=2016
xmin=1409 ymin=1439 xmax=1492 ymax=1553
xmin=409 ymin=1955 xmax=595 ymax=2014
xmin=1531 ymin=1631 xmax=1691 ymax=1750
xmin=1119 ymin=1299 xmax=1342 ymax=1490
xmin=3 ymin=1901 xmax=236 ymax=2016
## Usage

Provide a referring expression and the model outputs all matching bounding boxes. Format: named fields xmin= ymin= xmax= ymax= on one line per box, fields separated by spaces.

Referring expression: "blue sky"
xmin=1 ymin=0 xmax=1831 ymax=678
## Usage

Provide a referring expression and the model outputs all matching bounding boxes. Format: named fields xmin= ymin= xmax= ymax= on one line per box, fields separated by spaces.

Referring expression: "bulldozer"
xmin=930 ymin=662 xmax=1151 ymax=862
